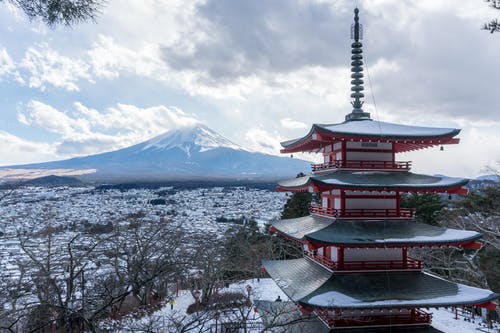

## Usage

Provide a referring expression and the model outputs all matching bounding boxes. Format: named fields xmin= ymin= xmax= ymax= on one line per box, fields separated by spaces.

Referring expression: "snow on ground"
xmin=431 ymin=307 xmax=500 ymax=333
xmin=107 ymin=278 xmax=499 ymax=333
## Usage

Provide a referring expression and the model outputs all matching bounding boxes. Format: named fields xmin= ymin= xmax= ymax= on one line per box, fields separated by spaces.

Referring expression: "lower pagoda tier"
xmin=262 ymin=258 xmax=499 ymax=310
xmin=276 ymin=170 xmax=468 ymax=194
xmin=270 ymin=215 xmax=482 ymax=248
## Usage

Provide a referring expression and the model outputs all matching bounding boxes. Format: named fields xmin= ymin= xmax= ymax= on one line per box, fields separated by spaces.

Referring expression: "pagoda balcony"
xmin=309 ymin=205 xmax=415 ymax=219
xmin=317 ymin=308 xmax=432 ymax=329
xmin=305 ymin=251 xmax=423 ymax=271
xmin=311 ymin=160 xmax=411 ymax=173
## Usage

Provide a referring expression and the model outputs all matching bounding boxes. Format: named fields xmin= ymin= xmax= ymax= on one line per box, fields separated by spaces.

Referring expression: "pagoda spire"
xmin=345 ymin=7 xmax=371 ymax=121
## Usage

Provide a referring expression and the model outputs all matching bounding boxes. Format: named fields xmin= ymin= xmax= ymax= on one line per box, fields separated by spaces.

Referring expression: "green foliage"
xmin=459 ymin=186 xmax=500 ymax=216
xmin=400 ymin=193 xmax=444 ymax=225
xmin=281 ymin=192 xmax=313 ymax=219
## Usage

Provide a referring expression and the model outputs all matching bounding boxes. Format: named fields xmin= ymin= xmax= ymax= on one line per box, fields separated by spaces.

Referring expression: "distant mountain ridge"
xmin=7 ymin=124 xmax=310 ymax=180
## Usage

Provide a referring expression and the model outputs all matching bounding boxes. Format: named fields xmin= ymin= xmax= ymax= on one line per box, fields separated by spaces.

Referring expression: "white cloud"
xmin=19 ymin=43 xmax=91 ymax=91
xmin=0 ymin=48 xmax=15 ymax=76
xmin=0 ymin=47 xmax=24 ymax=84
xmin=19 ymin=100 xmax=88 ymax=136
xmin=280 ymin=118 xmax=307 ymax=130
xmin=244 ymin=127 xmax=283 ymax=155
xmin=88 ymin=35 xmax=167 ymax=79
xmin=18 ymin=100 xmax=200 ymax=157
xmin=0 ymin=131 xmax=56 ymax=166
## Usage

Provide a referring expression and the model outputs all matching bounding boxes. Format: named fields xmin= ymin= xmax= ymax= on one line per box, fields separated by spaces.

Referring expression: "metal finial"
xmin=346 ymin=7 xmax=370 ymax=122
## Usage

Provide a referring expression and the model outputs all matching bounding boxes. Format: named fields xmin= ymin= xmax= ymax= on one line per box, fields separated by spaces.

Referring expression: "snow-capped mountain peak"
xmin=142 ymin=124 xmax=244 ymax=155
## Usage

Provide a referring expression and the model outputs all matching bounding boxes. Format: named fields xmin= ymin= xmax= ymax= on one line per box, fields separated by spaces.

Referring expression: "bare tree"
xmin=2 ymin=0 xmax=104 ymax=26
xmin=108 ymin=218 xmax=188 ymax=307
xmin=482 ymin=0 xmax=500 ymax=33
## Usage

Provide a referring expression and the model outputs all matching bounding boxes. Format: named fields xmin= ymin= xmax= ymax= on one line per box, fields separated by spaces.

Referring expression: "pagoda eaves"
xmin=281 ymin=122 xmax=460 ymax=154
xmin=276 ymin=170 xmax=469 ymax=194
xmin=263 ymin=258 xmax=499 ymax=310
xmin=270 ymin=216 xmax=482 ymax=248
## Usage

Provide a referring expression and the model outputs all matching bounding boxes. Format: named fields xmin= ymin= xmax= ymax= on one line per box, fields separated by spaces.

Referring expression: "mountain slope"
xmin=11 ymin=125 xmax=310 ymax=180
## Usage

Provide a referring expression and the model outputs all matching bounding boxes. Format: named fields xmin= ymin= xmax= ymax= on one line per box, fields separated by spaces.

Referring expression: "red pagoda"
xmin=263 ymin=8 xmax=498 ymax=332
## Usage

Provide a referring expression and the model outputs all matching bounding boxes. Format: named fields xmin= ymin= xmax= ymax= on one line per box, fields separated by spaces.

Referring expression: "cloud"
xmin=17 ymin=100 xmax=200 ymax=156
xmin=19 ymin=100 xmax=89 ymax=136
xmin=0 ymin=131 xmax=56 ymax=166
xmin=0 ymin=48 xmax=15 ymax=76
xmin=0 ymin=48 xmax=24 ymax=84
xmin=280 ymin=118 xmax=307 ymax=130
xmin=162 ymin=0 xmax=350 ymax=81
xmin=88 ymin=35 xmax=167 ymax=80
xmin=19 ymin=43 xmax=91 ymax=91
xmin=244 ymin=127 xmax=284 ymax=155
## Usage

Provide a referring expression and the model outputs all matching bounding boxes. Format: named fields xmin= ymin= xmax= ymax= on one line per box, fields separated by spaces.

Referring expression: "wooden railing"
xmin=305 ymin=251 xmax=423 ymax=271
xmin=309 ymin=205 xmax=415 ymax=219
xmin=317 ymin=308 xmax=432 ymax=328
xmin=305 ymin=252 xmax=336 ymax=270
xmin=311 ymin=160 xmax=411 ymax=172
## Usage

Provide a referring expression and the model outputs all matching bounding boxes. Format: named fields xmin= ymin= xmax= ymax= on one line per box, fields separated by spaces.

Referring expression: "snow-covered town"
xmin=0 ymin=185 xmax=287 ymax=239
xmin=0 ymin=184 xmax=287 ymax=275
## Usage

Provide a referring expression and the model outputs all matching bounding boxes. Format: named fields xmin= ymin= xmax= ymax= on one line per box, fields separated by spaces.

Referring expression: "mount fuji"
xmin=8 ymin=124 xmax=310 ymax=181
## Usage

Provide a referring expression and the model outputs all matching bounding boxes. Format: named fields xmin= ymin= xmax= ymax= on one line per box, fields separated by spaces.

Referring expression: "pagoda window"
xmin=343 ymin=190 xmax=397 ymax=216
xmin=344 ymin=248 xmax=402 ymax=262
xmin=327 ymin=246 xmax=338 ymax=261
xmin=346 ymin=142 xmax=393 ymax=150
xmin=322 ymin=196 xmax=329 ymax=208
xmin=344 ymin=197 xmax=397 ymax=210
xmin=345 ymin=150 xmax=392 ymax=162
xmin=333 ymin=197 xmax=341 ymax=210
xmin=344 ymin=141 xmax=394 ymax=163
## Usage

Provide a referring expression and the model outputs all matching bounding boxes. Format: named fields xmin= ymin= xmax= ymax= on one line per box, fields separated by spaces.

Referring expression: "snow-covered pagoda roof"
xmin=281 ymin=120 xmax=460 ymax=153
xmin=262 ymin=258 xmax=499 ymax=310
xmin=271 ymin=216 xmax=481 ymax=247
xmin=276 ymin=170 xmax=468 ymax=193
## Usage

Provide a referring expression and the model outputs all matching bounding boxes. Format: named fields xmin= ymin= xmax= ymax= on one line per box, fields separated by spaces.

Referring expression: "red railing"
xmin=341 ymin=259 xmax=423 ymax=271
xmin=305 ymin=252 xmax=336 ymax=270
xmin=305 ymin=251 xmax=423 ymax=271
xmin=309 ymin=205 xmax=415 ymax=219
xmin=317 ymin=308 xmax=432 ymax=328
xmin=311 ymin=160 xmax=411 ymax=172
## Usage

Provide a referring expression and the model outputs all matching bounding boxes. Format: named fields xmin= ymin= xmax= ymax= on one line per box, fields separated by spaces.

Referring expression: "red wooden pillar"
xmin=340 ymin=190 xmax=346 ymax=217
xmin=396 ymin=192 xmax=401 ymax=216
xmin=341 ymin=141 xmax=347 ymax=166
xmin=402 ymin=247 xmax=408 ymax=269
xmin=338 ymin=247 xmax=344 ymax=269
xmin=391 ymin=143 xmax=396 ymax=166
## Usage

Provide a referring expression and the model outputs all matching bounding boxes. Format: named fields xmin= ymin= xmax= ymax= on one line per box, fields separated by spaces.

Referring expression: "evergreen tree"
xmin=400 ymin=193 xmax=445 ymax=225
xmin=281 ymin=192 xmax=313 ymax=219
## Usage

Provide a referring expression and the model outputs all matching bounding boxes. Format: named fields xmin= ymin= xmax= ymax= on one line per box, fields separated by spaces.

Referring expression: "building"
xmin=263 ymin=8 xmax=499 ymax=332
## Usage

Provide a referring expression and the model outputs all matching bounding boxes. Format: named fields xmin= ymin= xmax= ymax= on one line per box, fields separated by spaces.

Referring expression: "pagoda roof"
xmin=262 ymin=258 xmax=499 ymax=310
xmin=281 ymin=120 xmax=460 ymax=153
xmin=272 ymin=216 xmax=481 ymax=247
xmin=276 ymin=170 xmax=468 ymax=193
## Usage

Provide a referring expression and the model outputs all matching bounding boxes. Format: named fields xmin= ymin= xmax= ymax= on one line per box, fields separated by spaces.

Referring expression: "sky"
xmin=0 ymin=0 xmax=499 ymax=177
